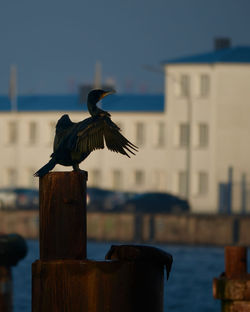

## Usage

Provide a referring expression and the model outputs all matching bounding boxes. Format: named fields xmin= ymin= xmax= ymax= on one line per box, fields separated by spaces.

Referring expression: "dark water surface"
xmin=12 ymin=240 xmax=227 ymax=311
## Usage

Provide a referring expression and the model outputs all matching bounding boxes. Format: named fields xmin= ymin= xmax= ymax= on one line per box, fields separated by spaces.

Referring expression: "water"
xmin=12 ymin=240 xmax=225 ymax=311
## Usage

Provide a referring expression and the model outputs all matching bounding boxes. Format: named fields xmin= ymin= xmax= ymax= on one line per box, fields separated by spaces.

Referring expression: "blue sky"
xmin=0 ymin=0 xmax=249 ymax=94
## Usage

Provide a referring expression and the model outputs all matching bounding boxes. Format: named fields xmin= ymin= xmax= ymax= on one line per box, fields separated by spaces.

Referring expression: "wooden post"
xmin=39 ymin=171 xmax=87 ymax=260
xmin=0 ymin=267 xmax=12 ymax=312
xmin=33 ymin=170 xmax=168 ymax=312
xmin=32 ymin=260 xmax=164 ymax=312
xmin=0 ymin=234 xmax=27 ymax=312
xmin=225 ymin=246 xmax=247 ymax=278
xmin=213 ymin=246 xmax=250 ymax=312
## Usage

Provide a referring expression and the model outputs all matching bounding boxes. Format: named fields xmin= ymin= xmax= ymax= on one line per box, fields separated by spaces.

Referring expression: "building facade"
xmin=1 ymin=46 xmax=250 ymax=213
xmin=0 ymin=95 xmax=167 ymax=194
xmin=163 ymin=46 xmax=250 ymax=213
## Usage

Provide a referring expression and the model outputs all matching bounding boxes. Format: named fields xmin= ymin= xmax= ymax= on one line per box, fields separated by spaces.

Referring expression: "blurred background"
xmin=0 ymin=0 xmax=250 ymax=311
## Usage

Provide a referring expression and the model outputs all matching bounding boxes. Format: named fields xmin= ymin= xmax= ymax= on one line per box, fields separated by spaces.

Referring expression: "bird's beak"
xmin=100 ymin=90 xmax=116 ymax=99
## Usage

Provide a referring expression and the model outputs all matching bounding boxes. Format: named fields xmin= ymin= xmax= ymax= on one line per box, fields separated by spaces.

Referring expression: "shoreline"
xmin=0 ymin=210 xmax=249 ymax=246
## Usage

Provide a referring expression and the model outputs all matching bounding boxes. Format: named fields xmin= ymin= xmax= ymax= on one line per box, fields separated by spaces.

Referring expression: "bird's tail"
xmin=34 ymin=158 xmax=57 ymax=177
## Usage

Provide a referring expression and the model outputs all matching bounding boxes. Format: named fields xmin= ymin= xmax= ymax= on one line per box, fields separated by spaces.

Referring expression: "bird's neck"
xmin=87 ymin=101 xmax=110 ymax=117
xmin=87 ymin=101 xmax=98 ymax=116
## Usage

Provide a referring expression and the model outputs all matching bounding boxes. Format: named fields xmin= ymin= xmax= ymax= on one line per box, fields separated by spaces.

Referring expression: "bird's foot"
xmin=72 ymin=164 xmax=80 ymax=171
xmin=72 ymin=165 xmax=88 ymax=177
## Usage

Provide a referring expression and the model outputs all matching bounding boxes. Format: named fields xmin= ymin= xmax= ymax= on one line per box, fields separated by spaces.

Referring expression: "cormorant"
xmin=34 ymin=89 xmax=138 ymax=177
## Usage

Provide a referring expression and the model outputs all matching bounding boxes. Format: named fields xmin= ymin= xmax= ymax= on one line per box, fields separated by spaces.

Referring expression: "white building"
xmin=163 ymin=45 xmax=250 ymax=213
xmin=0 ymin=94 xmax=166 ymax=193
xmin=0 ymin=45 xmax=250 ymax=213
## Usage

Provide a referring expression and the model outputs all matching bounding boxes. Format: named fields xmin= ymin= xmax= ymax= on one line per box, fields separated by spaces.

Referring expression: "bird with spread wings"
xmin=34 ymin=89 xmax=138 ymax=177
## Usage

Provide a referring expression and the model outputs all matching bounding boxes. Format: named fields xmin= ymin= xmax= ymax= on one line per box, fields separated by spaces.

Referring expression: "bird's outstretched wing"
xmin=75 ymin=117 xmax=138 ymax=157
xmin=53 ymin=114 xmax=75 ymax=151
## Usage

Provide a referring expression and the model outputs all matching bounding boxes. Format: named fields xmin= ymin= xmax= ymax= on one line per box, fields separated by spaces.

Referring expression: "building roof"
xmin=0 ymin=94 xmax=164 ymax=113
xmin=163 ymin=46 xmax=250 ymax=64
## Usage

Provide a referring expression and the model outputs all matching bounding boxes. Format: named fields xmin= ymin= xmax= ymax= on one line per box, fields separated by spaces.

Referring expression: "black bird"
xmin=34 ymin=89 xmax=138 ymax=177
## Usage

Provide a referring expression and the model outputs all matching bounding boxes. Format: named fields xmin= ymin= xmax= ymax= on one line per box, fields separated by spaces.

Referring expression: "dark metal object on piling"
xmin=32 ymin=171 xmax=172 ymax=312
xmin=0 ymin=234 xmax=27 ymax=266
xmin=0 ymin=234 xmax=27 ymax=312
xmin=0 ymin=267 xmax=12 ymax=312
xmin=213 ymin=246 xmax=250 ymax=311
xmin=106 ymin=244 xmax=173 ymax=280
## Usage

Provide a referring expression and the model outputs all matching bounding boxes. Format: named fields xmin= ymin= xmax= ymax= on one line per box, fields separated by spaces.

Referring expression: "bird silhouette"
xmin=34 ymin=89 xmax=138 ymax=177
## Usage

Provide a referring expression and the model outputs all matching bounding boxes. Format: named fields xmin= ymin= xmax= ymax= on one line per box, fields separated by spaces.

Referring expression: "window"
xmin=27 ymin=168 xmax=38 ymax=187
xmin=200 ymin=74 xmax=210 ymax=97
xmin=91 ymin=169 xmax=101 ymax=187
xmin=135 ymin=122 xmax=145 ymax=146
xmin=179 ymin=123 xmax=190 ymax=147
xmin=198 ymin=172 xmax=208 ymax=195
xmin=152 ymin=170 xmax=166 ymax=191
xmin=199 ymin=123 xmax=209 ymax=147
xmin=112 ymin=170 xmax=123 ymax=190
xmin=49 ymin=122 xmax=56 ymax=146
xmin=29 ymin=122 xmax=37 ymax=145
xmin=6 ymin=168 xmax=17 ymax=186
xmin=178 ymin=171 xmax=187 ymax=197
xmin=157 ymin=122 xmax=165 ymax=147
xmin=180 ymin=75 xmax=190 ymax=97
xmin=134 ymin=170 xmax=145 ymax=186
xmin=8 ymin=121 xmax=18 ymax=144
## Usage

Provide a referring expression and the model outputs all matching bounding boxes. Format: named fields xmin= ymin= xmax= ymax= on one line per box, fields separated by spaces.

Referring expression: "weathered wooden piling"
xmin=213 ymin=246 xmax=250 ymax=312
xmin=0 ymin=233 xmax=27 ymax=312
xmin=32 ymin=171 xmax=169 ymax=312
xmin=39 ymin=171 xmax=87 ymax=260
xmin=0 ymin=267 xmax=12 ymax=312
xmin=32 ymin=260 xmax=164 ymax=312
xmin=225 ymin=246 xmax=247 ymax=278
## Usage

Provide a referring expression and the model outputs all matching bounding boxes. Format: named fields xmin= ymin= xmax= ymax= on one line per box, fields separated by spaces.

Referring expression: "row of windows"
xmin=89 ymin=169 xmax=155 ymax=190
xmin=3 ymin=121 xmax=164 ymax=147
xmin=178 ymin=171 xmax=208 ymax=197
xmin=4 ymin=121 xmax=56 ymax=145
xmin=178 ymin=123 xmax=209 ymax=147
xmin=3 ymin=168 xmax=38 ymax=188
xmin=3 ymin=120 xmax=166 ymax=148
xmin=89 ymin=169 xmax=209 ymax=196
xmin=2 ymin=120 xmax=209 ymax=149
xmin=135 ymin=122 xmax=166 ymax=147
xmin=175 ymin=74 xmax=210 ymax=98
xmin=133 ymin=122 xmax=209 ymax=148
xmin=2 ymin=167 xmax=209 ymax=197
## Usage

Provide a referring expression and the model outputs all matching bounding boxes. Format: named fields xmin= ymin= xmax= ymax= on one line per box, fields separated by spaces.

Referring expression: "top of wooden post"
xmin=225 ymin=246 xmax=247 ymax=278
xmin=40 ymin=170 xmax=88 ymax=181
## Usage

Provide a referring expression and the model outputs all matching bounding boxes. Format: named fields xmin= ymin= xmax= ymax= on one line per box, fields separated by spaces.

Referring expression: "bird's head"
xmin=87 ymin=89 xmax=116 ymax=105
